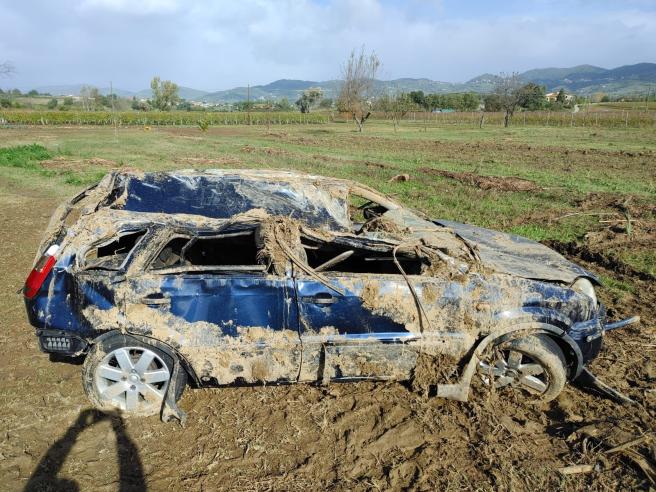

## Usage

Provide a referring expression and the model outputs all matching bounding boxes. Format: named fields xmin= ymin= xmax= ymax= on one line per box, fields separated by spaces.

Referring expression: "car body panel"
xmin=435 ymin=219 xmax=598 ymax=284
xmin=24 ymin=169 xmax=615 ymax=399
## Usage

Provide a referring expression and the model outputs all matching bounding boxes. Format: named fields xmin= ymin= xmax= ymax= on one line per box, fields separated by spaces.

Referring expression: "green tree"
xmin=409 ymin=90 xmax=426 ymax=109
xmin=517 ymin=83 xmax=546 ymax=110
xmin=234 ymin=100 xmax=255 ymax=112
xmin=177 ymin=100 xmax=193 ymax=111
xmin=63 ymin=97 xmax=73 ymax=107
xmin=274 ymin=97 xmax=293 ymax=111
xmin=483 ymin=93 xmax=502 ymax=112
xmin=131 ymin=96 xmax=150 ymax=111
xmin=150 ymin=76 xmax=180 ymax=111
xmin=424 ymin=93 xmax=441 ymax=111
xmin=295 ymin=87 xmax=323 ymax=113
xmin=47 ymin=98 xmax=58 ymax=109
xmin=556 ymin=89 xmax=566 ymax=103
xmin=460 ymin=92 xmax=480 ymax=111
xmin=318 ymin=98 xmax=333 ymax=109
xmin=28 ymin=89 xmax=39 ymax=96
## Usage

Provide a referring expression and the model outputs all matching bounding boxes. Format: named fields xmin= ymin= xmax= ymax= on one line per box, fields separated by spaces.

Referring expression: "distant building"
xmin=545 ymin=91 xmax=575 ymax=103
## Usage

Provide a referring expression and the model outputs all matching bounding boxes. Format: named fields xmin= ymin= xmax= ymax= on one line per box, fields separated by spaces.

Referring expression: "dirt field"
xmin=0 ymin=124 xmax=654 ymax=490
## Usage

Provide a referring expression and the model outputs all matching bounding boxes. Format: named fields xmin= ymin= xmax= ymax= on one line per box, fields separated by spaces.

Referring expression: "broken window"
xmin=84 ymin=230 xmax=146 ymax=270
xmin=348 ymin=193 xmax=388 ymax=227
xmin=301 ymin=236 xmax=423 ymax=275
xmin=150 ymin=230 xmax=266 ymax=272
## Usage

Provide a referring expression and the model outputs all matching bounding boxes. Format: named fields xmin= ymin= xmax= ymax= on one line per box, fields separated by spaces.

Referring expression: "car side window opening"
xmin=84 ymin=230 xmax=147 ymax=270
xmin=301 ymin=236 xmax=423 ymax=275
xmin=150 ymin=230 xmax=266 ymax=272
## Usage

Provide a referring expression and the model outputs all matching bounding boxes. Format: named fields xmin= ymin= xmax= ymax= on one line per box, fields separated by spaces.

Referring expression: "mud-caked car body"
xmin=24 ymin=170 xmax=636 ymax=418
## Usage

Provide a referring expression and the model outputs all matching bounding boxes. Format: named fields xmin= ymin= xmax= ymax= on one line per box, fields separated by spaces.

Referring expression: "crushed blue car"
xmin=23 ymin=169 xmax=639 ymax=420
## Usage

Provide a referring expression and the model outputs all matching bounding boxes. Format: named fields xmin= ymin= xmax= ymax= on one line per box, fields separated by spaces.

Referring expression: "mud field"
xmin=1 ymin=128 xmax=655 ymax=491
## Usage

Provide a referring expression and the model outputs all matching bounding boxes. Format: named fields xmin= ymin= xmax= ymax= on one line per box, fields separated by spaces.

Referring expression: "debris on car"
xmin=23 ymin=169 xmax=640 ymax=420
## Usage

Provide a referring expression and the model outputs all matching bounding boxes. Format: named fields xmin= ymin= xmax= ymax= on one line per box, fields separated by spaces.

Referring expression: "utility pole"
xmin=110 ymin=81 xmax=117 ymax=141
xmin=247 ymin=84 xmax=251 ymax=126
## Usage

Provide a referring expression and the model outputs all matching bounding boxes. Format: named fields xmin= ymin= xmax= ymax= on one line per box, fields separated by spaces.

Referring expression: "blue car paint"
xmin=106 ymin=172 xmax=350 ymax=231
xmin=25 ymin=242 xmax=605 ymax=371
xmin=130 ymin=274 xmax=298 ymax=337
xmin=296 ymin=277 xmax=407 ymax=336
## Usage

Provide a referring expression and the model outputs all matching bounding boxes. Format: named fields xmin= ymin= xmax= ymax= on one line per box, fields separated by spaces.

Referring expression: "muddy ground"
xmin=0 ymin=174 xmax=654 ymax=491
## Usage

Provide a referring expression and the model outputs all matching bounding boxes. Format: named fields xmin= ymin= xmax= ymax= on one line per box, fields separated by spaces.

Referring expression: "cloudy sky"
xmin=1 ymin=0 xmax=655 ymax=91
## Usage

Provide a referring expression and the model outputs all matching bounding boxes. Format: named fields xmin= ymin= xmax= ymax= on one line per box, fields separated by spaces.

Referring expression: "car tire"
xmin=477 ymin=334 xmax=567 ymax=402
xmin=82 ymin=334 xmax=186 ymax=416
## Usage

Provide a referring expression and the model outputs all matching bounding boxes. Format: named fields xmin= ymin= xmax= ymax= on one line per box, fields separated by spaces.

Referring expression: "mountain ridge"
xmin=28 ymin=62 xmax=655 ymax=102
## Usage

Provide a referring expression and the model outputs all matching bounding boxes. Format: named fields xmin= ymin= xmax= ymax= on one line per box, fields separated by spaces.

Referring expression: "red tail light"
xmin=24 ymin=245 xmax=60 ymax=299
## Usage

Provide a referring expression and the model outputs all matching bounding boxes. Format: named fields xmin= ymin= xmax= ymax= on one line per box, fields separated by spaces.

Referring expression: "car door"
xmin=74 ymin=228 xmax=149 ymax=334
xmin=122 ymin=227 xmax=301 ymax=385
xmin=294 ymin=236 xmax=420 ymax=382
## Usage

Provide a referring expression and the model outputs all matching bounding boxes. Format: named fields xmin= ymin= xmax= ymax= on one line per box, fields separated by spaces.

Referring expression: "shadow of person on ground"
xmin=24 ymin=409 xmax=145 ymax=492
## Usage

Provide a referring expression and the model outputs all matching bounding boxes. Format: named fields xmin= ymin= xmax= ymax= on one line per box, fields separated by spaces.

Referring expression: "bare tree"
xmin=0 ymin=61 xmax=15 ymax=77
xmin=79 ymin=85 xmax=101 ymax=111
xmin=337 ymin=47 xmax=380 ymax=132
xmin=376 ymin=91 xmax=412 ymax=132
xmin=494 ymin=72 xmax=523 ymax=127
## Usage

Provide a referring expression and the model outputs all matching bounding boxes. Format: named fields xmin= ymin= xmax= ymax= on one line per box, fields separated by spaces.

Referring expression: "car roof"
xmin=97 ymin=169 xmax=358 ymax=231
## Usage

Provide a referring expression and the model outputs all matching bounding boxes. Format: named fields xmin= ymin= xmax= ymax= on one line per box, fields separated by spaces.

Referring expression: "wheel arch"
xmin=436 ymin=321 xmax=584 ymax=402
xmin=489 ymin=323 xmax=584 ymax=380
xmin=89 ymin=330 xmax=201 ymax=386
xmin=492 ymin=307 xmax=584 ymax=379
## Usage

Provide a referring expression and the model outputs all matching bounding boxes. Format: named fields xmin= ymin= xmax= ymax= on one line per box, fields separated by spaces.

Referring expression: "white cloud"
xmin=1 ymin=0 xmax=654 ymax=90
xmin=79 ymin=0 xmax=181 ymax=15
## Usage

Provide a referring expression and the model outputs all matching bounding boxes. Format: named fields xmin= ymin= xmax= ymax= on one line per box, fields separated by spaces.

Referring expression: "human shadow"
xmin=24 ymin=409 xmax=146 ymax=492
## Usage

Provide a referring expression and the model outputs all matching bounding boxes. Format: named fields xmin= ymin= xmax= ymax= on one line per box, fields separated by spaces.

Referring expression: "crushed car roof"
xmin=98 ymin=169 xmax=355 ymax=231
xmin=44 ymin=169 xmax=597 ymax=284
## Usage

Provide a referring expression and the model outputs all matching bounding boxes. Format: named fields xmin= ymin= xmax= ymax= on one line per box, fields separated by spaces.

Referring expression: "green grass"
xmin=598 ymin=274 xmax=637 ymax=299
xmin=623 ymin=250 xmax=656 ymax=277
xmin=0 ymin=144 xmax=52 ymax=168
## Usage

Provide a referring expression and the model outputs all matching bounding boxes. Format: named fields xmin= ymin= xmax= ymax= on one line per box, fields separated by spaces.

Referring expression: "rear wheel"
xmin=82 ymin=335 xmax=186 ymax=416
xmin=477 ymin=334 xmax=567 ymax=402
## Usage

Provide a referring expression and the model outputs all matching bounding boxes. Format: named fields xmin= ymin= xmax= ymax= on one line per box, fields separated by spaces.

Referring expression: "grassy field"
xmin=1 ymin=121 xmax=654 ymax=490
xmin=1 ymin=121 xmax=654 ymax=277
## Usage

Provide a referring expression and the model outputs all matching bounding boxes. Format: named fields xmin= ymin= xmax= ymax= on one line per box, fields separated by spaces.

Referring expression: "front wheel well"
xmin=545 ymin=335 xmax=581 ymax=380
xmin=484 ymin=323 xmax=584 ymax=381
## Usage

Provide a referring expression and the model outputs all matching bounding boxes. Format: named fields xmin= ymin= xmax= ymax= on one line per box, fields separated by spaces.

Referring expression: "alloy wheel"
xmin=478 ymin=349 xmax=549 ymax=395
xmin=94 ymin=346 xmax=171 ymax=413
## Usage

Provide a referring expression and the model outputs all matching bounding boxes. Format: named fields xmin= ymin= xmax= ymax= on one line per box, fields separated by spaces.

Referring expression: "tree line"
xmin=4 ymin=56 xmax=651 ymax=132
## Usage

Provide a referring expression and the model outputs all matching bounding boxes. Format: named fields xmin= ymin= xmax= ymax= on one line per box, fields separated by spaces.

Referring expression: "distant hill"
xmin=520 ymin=64 xmax=607 ymax=81
xmin=29 ymin=62 xmax=655 ymax=103
xmin=521 ymin=63 xmax=656 ymax=94
xmin=33 ymin=84 xmax=134 ymax=97
xmin=199 ymin=63 xmax=656 ymax=102
xmin=33 ymin=84 xmax=209 ymax=101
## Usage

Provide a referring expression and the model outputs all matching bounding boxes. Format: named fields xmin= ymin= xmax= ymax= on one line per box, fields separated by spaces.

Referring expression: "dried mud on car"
xmin=1 ymin=179 xmax=654 ymax=491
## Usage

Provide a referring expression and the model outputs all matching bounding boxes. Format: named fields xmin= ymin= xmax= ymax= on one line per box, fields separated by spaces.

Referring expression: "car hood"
xmin=434 ymin=219 xmax=598 ymax=284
